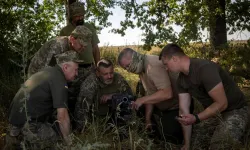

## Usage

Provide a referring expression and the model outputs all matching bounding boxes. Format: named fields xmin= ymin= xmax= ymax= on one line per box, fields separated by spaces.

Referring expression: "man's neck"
xmin=181 ymin=56 xmax=190 ymax=75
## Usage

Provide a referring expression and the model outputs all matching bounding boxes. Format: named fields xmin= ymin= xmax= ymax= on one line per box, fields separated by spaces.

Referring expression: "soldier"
xmin=28 ymin=25 xmax=92 ymax=77
xmin=118 ymin=48 xmax=184 ymax=144
xmin=60 ymin=1 xmax=100 ymax=75
xmin=6 ymin=51 xmax=82 ymax=149
xmin=60 ymin=2 xmax=101 ymax=116
xmin=75 ymin=59 xmax=133 ymax=134
xmin=159 ymin=43 xmax=249 ymax=149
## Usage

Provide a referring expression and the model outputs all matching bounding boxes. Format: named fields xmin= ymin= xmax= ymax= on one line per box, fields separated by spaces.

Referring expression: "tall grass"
xmin=0 ymin=43 xmax=250 ymax=149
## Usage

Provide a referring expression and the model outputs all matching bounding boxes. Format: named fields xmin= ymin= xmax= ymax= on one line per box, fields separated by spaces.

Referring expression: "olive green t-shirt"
xmin=9 ymin=65 xmax=68 ymax=126
xmin=177 ymin=58 xmax=247 ymax=111
xmin=59 ymin=23 xmax=100 ymax=64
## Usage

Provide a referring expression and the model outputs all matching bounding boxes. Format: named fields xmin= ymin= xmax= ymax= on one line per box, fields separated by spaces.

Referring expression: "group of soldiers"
xmin=5 ymin=1 xmax=249 ymax=150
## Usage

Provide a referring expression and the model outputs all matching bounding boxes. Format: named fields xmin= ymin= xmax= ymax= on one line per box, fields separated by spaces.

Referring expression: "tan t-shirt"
xmin=140 ymin=55 xmax=179 ymax=110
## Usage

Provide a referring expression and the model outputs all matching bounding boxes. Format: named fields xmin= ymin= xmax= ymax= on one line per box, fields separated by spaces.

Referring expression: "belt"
xmin=78 ymin=63 xmax=93 ymax=68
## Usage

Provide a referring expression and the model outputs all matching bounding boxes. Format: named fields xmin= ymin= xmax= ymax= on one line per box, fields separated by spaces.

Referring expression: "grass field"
xmin=0 ymin=44 xmax=250 ymax=149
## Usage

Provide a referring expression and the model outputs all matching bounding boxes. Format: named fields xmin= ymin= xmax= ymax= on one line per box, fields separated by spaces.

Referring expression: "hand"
xmin=64 ymin=135 xmax=72 ymax=146
xmin=145 ymin=120 xmax=152 ymax=130
xmin=100 ymin=94 xmax=113 ymax=104
xmin=176 ymin=114 xmax=196 ymax=126
xmin=131 ymin=97 xmax=144 ymax=110
xmin=181 ymin=144 xmax=190 ymax=150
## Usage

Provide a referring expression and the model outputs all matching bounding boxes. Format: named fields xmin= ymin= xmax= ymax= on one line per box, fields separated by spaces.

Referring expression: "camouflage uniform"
xmin=74 ymin=72 xmax=133 ymax=132
xmin=59 ymin=2 xmax=100 ymax=121
xmin=28 ymin=26 xmax=92 ymax=77
xmin=191 ymin=106 xmax=249 ymax=150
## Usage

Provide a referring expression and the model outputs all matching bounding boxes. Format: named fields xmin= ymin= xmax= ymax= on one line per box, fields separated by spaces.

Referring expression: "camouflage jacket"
xmin=74 ymin=71 xmax=132 ymax=131
xmin=28 ymin=37 xmax=71 ymax=77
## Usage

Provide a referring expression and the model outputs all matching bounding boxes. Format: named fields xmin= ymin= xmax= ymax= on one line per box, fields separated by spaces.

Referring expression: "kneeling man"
xmin=160 ymin=43 xmax=249 ymax=149
xmin=75 ymin=59 xmax=133 ymax=132
xmin=7 ymin=51 xmax=81 ymax=149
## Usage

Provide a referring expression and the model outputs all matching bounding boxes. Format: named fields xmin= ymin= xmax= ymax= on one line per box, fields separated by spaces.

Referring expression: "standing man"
xmin=28 ymin=25 xmax=92 ymax=77
xmin=6 ymin=51 xmax=81 ymax=149
xmin=75 ymin=59 xmax=133 ymax=133
xmin=159 ymin=43 xmax=249 ymax=149
xmin=118 ymin=48 xmax=183 ymax=144
xmin=60 ymin=1 xmax=100 ymax=71
xmin=60 ymin=1 xmax=101 ymax=114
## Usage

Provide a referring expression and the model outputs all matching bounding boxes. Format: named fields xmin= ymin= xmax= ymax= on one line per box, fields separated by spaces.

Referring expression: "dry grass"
xmin=0 ymin=44 xmax=250 ymax=149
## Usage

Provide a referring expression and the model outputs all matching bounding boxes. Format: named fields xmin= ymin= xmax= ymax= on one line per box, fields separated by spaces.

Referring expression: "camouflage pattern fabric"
xmin=55 ymin=50 xmax=83 ymax=64
xmin=71 ymin=25 xmax=92 ymax=47
xmin=68 ymin=66 xmax=94 ymax=103
xmin=60 ymin=23 xmax=100 ymax=64
xmin=28 ymin=26 xmax=92 ymax=77
xmin=127 ymin=52 xmax=146 ymax=74
xmin=4 ymin=122 xmax=58 ymax=150
xmin=21 ymin=122 xmax=58 ymax=149
xmin=191 ymin=106 xmax=249 ymax=150
xmin=28 ymin=37 xmax=70 ymax=77
xmin=74 ymin=72 xmax=132 ymax=132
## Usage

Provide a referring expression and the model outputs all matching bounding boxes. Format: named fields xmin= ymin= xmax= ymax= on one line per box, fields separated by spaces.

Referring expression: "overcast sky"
xmin=57 ymin=0 xmax=249 ymax=46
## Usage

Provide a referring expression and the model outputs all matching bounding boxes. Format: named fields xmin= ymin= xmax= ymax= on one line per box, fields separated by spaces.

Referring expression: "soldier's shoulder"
xmin=60 ymin=24 xmax=75 ymax=36
xmin=83 ymin=72 xmax=98 ymax=83
xmin=84 ymin=23 xmax=96 ymax=31
xmin=61 ymin=24 xmax=75 ymax=31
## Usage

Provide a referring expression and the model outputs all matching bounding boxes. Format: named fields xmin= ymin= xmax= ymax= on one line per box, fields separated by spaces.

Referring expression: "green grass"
xmin=1 ymin=43 xmax=250 ymax=149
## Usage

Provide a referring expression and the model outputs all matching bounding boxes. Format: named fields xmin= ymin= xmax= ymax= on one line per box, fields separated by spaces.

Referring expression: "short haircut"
xmin=117 ymin=48 xmax=136 ymax=65
xmin=97 ymin=59 xmax=113 ymax=70
xmin=159 ymin=43 xmax=185 ymax=60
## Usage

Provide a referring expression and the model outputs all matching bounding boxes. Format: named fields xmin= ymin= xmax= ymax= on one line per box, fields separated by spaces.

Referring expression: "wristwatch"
xmin=193 ymin=114 xmax=201 ymax=124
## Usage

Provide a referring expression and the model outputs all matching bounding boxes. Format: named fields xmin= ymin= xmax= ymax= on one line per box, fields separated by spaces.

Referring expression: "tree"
xmin=112 ymin=0 xmax=250 ymax=50
xmin=62 ymin=0 xmax=116 ymax=30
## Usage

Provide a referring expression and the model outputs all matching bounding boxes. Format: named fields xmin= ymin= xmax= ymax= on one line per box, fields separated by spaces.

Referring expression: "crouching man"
xmin=160 ymin=44 xmax=249 ymax=150
xmin=118 ymin=48 xmax=184 ymax=145
xmin=75 ymin=59 xmax=133 ymax=136
xmin=5 ymin=51 xmax=82 ymax=149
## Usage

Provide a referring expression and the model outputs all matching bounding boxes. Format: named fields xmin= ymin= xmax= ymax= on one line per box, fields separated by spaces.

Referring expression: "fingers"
xmin=176 ymin=115 xmax=192 ymax=126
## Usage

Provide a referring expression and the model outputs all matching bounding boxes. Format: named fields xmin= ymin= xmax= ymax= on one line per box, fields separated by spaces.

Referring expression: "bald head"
xmin=118 ymin=48 xmax=136 ymax=67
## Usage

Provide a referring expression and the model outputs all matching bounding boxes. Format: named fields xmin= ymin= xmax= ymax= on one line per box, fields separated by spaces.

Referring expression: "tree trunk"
xmin=65 ymin=0 xmax=77 ymax=25
xmin=207 ymin=0 xmax=227 ymax=53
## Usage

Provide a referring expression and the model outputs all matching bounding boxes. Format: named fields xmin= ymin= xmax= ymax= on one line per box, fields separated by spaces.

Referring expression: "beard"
xmin=75 ymin=19 xmax=84 ymax=26
xmin=100 ymin=77 xmax=113 ymax=85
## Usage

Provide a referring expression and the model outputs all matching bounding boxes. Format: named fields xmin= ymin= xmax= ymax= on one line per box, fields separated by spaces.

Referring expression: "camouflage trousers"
xmin=4 ymin=122 xmax=58 ymax=150
xmin=191 ymin=106 xmax=249 ymax=150
xmin=68 ymin=66 xmax=94 ymax=128
xmin=68 ymin=65 xmax=94 ymax=101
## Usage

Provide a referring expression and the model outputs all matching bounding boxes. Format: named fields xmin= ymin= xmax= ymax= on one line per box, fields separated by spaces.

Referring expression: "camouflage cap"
xmin=71 ymin=25 xmax=92 ymax=47
xmin=55 ymin=51 xmax=84 ymax=64
xmin=69 ymin=2 xmax=84 ymax=18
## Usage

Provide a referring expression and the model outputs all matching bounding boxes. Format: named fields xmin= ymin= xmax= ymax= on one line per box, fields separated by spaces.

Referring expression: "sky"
xmin=56 ymin=0 xmax=249 ymax=46
xmin=94 ymin=0 xmax=250 ymax=46
xmin=97 ymin=6 xmax=250 ymax=46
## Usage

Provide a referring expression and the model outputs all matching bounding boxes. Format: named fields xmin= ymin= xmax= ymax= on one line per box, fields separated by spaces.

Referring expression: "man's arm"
xmin=145 ymin=104 xmax=154 ymax=129
xmin=178 ymin=93 xmax=192 ymax=150
xmin=57 ymin=108 xmax=71 ymax=145
xmin=178 ymin=64 xmax=228 ymax=125
xmin=92 ymin=44 xmax=100 ymax=65
xmin=197 ymin=82 xmax=228 ymax=120
xmin=139 ymin=88 xmax=172 ymax=105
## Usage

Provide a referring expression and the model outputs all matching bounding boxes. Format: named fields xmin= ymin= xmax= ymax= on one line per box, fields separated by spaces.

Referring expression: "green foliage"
xmin=85 ymin=0 xmax=116 ymax=31
xmin=112 ymin=0 xmax=250 ymax=50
